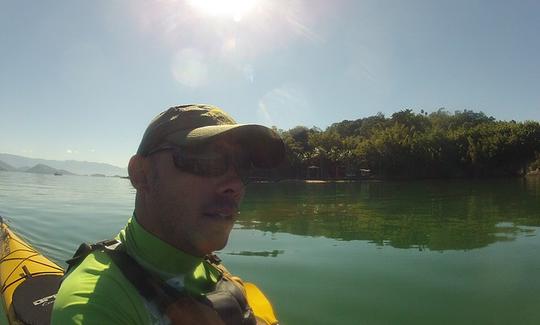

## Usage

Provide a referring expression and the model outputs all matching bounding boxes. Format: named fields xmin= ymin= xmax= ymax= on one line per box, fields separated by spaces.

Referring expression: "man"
xmin=52 ymin=104 xmax=284 ymax=324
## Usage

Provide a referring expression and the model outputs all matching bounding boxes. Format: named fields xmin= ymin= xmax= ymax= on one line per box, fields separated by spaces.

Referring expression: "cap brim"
xmin=165 ymin=124 xmax=285 ymax=168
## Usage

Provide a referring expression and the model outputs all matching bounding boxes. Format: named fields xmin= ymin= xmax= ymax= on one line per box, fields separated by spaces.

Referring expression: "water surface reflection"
xmin=239 ymin=178 xmax=540 ymax=251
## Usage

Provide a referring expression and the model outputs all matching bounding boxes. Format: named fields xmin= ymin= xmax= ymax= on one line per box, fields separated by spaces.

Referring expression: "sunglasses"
xmin=147 ymin=145 xmax=253 ymax=183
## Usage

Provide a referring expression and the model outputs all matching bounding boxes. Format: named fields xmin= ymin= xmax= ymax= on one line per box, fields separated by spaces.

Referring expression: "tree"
xmin=277 ymin=110 xmax=539 ymax=179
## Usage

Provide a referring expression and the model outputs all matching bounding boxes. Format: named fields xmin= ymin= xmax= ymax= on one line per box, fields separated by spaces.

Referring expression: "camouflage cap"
xmin=137 ymin=104 xmax=285 ymax=168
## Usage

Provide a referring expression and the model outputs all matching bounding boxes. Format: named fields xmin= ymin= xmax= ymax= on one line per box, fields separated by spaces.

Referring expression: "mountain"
xmin=0 ymin=153 xmax=127 ymax=176
xmin=25 ymin=164 xmax=74 ymax=175
xmin=0 ymin=160 xmax=16 ymax=171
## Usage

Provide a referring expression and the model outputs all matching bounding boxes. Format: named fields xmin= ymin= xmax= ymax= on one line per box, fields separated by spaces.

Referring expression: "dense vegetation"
xmin=271 ymin=109 xmax=540 ymax=179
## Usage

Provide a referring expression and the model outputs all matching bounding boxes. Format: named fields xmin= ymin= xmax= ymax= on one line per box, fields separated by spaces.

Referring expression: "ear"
xmin=128 ymin=155 xmax=148 ymax=191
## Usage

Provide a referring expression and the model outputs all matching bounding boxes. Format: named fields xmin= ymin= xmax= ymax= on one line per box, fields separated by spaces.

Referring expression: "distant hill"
xmin=0 ymin=153 xmax=127 ymax=176
xmin=0 ymin=160 xmax=16 ymax=171
xmin=25 ymin=164 xmax=74 ymax=175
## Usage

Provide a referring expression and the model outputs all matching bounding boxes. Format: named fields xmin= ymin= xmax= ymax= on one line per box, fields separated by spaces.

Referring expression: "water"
xmin=1 ymin=171 xmax=539 ymax=324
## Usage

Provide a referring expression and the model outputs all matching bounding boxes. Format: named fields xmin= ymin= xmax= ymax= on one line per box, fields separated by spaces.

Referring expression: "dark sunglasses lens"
xmin=172 ymin=151 xmax=228 ymax=177
xmin=201 ymin=159 xmax=229 ymax=176
xmin=171 ymin=149 xmax=253 ymax=182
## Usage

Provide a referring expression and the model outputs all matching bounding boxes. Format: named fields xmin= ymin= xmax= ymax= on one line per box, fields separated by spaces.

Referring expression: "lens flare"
xmin=187 ymin=0 xmax=260 ymax=21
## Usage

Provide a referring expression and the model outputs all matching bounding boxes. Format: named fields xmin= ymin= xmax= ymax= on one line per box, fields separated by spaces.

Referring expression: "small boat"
xmin=53 ymin=172 xmax=62 ymax=176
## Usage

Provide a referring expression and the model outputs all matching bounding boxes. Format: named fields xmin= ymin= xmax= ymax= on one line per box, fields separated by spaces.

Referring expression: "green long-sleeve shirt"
xmin=52 ymin=215 xmax=222 ymax=324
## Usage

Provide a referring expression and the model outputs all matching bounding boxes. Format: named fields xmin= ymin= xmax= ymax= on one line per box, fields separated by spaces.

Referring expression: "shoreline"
xmin=255 ymin=173 xmax=540 ymax=184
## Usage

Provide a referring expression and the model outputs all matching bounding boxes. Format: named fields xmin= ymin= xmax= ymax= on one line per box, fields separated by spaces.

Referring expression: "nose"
xmin=216 ymin=167 xmax=246 ymax=200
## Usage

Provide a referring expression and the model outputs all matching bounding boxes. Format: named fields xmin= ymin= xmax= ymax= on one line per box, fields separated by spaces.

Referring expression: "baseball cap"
xmin=137 ymin=104 xmax=285 ymax=168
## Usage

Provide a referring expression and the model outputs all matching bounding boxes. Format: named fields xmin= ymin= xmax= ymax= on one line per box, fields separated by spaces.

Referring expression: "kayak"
xmin=0 ymin=217 xmax=64 ymax=325
xmin=0 ymin=217 xmax=278 ymax=325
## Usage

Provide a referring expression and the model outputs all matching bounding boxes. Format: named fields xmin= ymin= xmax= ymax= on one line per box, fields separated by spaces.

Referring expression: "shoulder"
xmin=52 ymin=250 xmax=150 ymax=325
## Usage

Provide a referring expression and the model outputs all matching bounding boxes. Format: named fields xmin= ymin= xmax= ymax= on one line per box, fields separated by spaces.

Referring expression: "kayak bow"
xmin=0 ymin=217 xmax=64 ymax=325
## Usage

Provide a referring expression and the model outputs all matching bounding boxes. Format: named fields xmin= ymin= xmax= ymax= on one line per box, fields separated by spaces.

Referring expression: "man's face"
xmin=145 ymin=138 xmax=246 ymax=256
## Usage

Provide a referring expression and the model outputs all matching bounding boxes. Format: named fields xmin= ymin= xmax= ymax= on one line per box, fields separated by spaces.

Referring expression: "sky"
xmin=1 ymin=0 xmax=539 ymax=167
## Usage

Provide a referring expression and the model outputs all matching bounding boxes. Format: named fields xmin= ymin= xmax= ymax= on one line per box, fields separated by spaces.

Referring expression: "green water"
xmin=1 ymin=171 xmax=539 ymax=324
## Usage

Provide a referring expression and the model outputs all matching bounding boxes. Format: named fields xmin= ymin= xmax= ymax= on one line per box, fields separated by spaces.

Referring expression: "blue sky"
xmin=1 ymin=0 xmax=539 ymax=167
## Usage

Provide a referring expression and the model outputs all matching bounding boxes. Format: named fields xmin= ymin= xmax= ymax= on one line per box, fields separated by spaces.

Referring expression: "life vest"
xmin=65 ymin=240 xmax=258 ymax=325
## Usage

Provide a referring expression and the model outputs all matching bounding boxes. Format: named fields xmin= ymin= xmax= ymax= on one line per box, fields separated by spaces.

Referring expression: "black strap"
xmin=105 ymin=247 xmax=179 ymax=313
xmin=65 ymin=240 xmax=182 ymax=316
xmin=106 ymin=248 xmax=255 ymax=325
xmin=65 ymin=239 xmax=120 ymax=274
xmin=65 ymin=240 xmax=256 ymax=325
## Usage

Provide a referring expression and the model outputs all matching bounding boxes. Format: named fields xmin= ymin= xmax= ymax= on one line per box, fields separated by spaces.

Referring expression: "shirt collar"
xmin=118 ymin=213 xmax=206 ymax=277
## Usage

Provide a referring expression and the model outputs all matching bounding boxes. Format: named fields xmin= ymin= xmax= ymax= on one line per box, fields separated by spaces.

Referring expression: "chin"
xmin=201 ymin=237 xmax=229 ymax=255
xmin=213 ymin=238 xmax=229 ymax=252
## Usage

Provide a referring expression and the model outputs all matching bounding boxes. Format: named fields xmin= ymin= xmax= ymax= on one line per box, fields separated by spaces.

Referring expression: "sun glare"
xmin=187 ymin=0 xmax=261 ymax=22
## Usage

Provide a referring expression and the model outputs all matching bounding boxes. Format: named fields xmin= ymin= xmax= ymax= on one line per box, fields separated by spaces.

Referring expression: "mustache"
xmin=202 ymin=197 xmax=240 ymax=211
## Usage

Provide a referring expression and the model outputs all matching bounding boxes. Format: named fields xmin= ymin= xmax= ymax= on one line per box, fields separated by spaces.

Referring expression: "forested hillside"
xmin=273 ymin=109 xmax=540 ymax=179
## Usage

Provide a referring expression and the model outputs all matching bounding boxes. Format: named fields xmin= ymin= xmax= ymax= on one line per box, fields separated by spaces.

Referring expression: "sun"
xmin=187 ymin=0 xmax=261 ymax=22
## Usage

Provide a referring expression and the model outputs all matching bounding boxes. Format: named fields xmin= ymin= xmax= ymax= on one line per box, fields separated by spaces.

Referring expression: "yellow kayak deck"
xmin=0 ymin=219 xmax=64 ymax=324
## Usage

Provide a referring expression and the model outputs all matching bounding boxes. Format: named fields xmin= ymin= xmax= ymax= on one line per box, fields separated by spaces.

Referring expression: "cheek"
xmin=158 ymin=182 xmax=190 ymax=207
xmin=157 ymin=177 xmax=206 ymax=210
xmin=148 ymin=165 xmax=214 ymax=213
xmin=148 ymin=174 xmax=184 ymax=209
